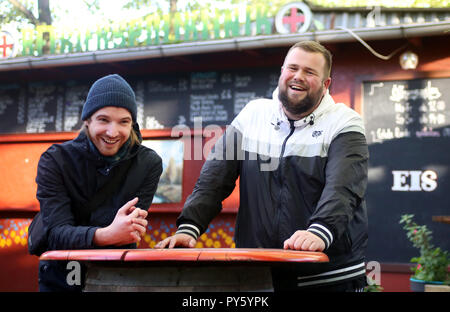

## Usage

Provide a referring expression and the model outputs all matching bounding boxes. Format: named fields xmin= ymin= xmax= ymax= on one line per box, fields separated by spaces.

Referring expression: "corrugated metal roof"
xmin=310 ymin=7 xmax=450 ymax=30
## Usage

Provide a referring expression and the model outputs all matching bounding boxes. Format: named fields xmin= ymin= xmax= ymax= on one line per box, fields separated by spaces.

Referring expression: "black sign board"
xmin=363 ymin=77 xmax=450 ymax=263
xmin=0 ymin=68 xmax=279 ymax=134
xmin=0 ymin=83 xmax=26 ymax=133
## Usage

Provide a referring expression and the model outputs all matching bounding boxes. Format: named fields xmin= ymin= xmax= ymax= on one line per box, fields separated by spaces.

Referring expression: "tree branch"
xmin=7 ymin=0 xmax=40 ymax=25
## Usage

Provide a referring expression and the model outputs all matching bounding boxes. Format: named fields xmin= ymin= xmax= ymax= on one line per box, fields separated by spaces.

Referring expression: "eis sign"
xmin=392 ymin=170 xmax=437 ymax=192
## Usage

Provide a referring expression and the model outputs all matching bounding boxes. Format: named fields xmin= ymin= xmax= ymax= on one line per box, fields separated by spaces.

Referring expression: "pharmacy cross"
xmin=282 ymin=8 xmax=305 ymax=33
xmin=0 ymin=35 xmax=14 ymax=58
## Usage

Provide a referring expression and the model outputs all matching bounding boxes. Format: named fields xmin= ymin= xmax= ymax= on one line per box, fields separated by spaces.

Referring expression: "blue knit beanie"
xmin=81 ymin=74 xmax=137 ymax=122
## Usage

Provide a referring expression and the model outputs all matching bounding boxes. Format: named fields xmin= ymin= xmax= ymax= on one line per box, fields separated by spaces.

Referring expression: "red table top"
xmin=40 ymin=248 xmax=329 ymax=263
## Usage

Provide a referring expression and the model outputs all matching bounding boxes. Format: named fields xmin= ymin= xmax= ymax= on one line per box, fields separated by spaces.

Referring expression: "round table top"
xmin=40 ymin=248 xmax=329 ymax=263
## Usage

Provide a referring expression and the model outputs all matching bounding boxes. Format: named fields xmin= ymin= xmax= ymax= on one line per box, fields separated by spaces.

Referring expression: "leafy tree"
xmin=2 ymin=0 xmax=448 ymax=36
xmin=2 ymin=0 xmax=448 ymax=31
xmin=1 ymin=0 xmax=51 ymax=26
xmin=0 ymin=0 xmax=104 ymax=31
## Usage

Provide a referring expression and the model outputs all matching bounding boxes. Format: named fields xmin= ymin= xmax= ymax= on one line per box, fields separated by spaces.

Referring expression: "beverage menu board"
xmin=0 ymin=68 xmax=279 ymax=134
xmin=362 ymin=77 xmax=450 ymax=263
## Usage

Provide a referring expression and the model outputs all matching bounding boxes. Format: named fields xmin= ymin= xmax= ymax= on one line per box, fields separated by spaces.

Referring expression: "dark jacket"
xmin=36 ymin=130 xmax=162 ymax=291
xmin=176 ymin=90 xmax=369 ymax=289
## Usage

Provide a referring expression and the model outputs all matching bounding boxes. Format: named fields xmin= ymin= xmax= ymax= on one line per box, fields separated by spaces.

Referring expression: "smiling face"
xmin=85 ymin=106 xmax=133 ymax=156
xmin=278 ymin=47 xmax=331 ymax=120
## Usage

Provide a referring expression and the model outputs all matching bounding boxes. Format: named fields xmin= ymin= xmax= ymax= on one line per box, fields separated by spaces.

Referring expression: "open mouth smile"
xmin=102 ymin=138 xmax=120 ymax=145
xmin=289 ymin=84 xmax=307 ymax=92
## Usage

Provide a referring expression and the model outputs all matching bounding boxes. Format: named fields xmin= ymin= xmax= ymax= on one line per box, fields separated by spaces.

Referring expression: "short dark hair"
xmin=286 ymin=41 xmax=332 ymax=78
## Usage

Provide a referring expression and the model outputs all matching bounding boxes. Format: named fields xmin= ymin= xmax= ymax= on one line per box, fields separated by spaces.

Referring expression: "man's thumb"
xmin=119 ymin=197 xmax=139 ymax=213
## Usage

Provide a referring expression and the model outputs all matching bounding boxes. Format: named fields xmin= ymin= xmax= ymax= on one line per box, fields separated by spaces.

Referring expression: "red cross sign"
xmin=275 ymin=2 xmax=312 ymax=34
xmin=283 ymin=8 xmax=306 ymax=33
xmin=0 ymin=31 xmax=17 ymax=59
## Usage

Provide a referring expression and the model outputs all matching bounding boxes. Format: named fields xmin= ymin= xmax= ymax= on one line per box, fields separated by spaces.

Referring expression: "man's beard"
xmin=278 ymin=85 xmax=323 ymax=117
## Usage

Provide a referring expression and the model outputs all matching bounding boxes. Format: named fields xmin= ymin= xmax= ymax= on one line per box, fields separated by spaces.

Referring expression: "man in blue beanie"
xmin=34 ymin=74 xmax=163 ymax=291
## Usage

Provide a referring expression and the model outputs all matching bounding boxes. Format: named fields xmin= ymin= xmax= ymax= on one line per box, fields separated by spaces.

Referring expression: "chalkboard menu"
xmin=0 ymin=80 xmax=91 ymax=134
xmin=0 ymin=68 xmax=279 ymax=134
xmin=134 ymin=68 xmax=279 ymax=129
xmin=0 ymin=83 xmax=26 ymax=133
xmin=363 ymin=77 xmax=450 ymax=263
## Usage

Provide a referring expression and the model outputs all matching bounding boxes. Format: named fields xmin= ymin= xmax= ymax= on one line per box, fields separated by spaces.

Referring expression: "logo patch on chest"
xmin=312 ymin=130 xmax=323 ymax=138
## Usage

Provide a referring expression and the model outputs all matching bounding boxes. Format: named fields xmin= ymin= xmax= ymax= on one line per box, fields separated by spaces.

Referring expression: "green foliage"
xmin=400 ymin=214 xmax=450 ymax=283
xmin=82 ymin=0 xmax=101 ymax=14
xmin=0 ymin=1 xmax=36 ymax=29
xmin=364 ymin=279 xmax=384 ymax=292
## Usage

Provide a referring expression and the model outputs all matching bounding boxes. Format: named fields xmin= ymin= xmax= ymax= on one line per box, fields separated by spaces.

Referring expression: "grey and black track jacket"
xmin=177 ymin=89 xmax=369 ymax=287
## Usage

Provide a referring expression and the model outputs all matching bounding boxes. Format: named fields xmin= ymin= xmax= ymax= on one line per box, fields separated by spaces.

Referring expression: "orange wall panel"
xmin=0 ymin=142 xmax=53 ymax=211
